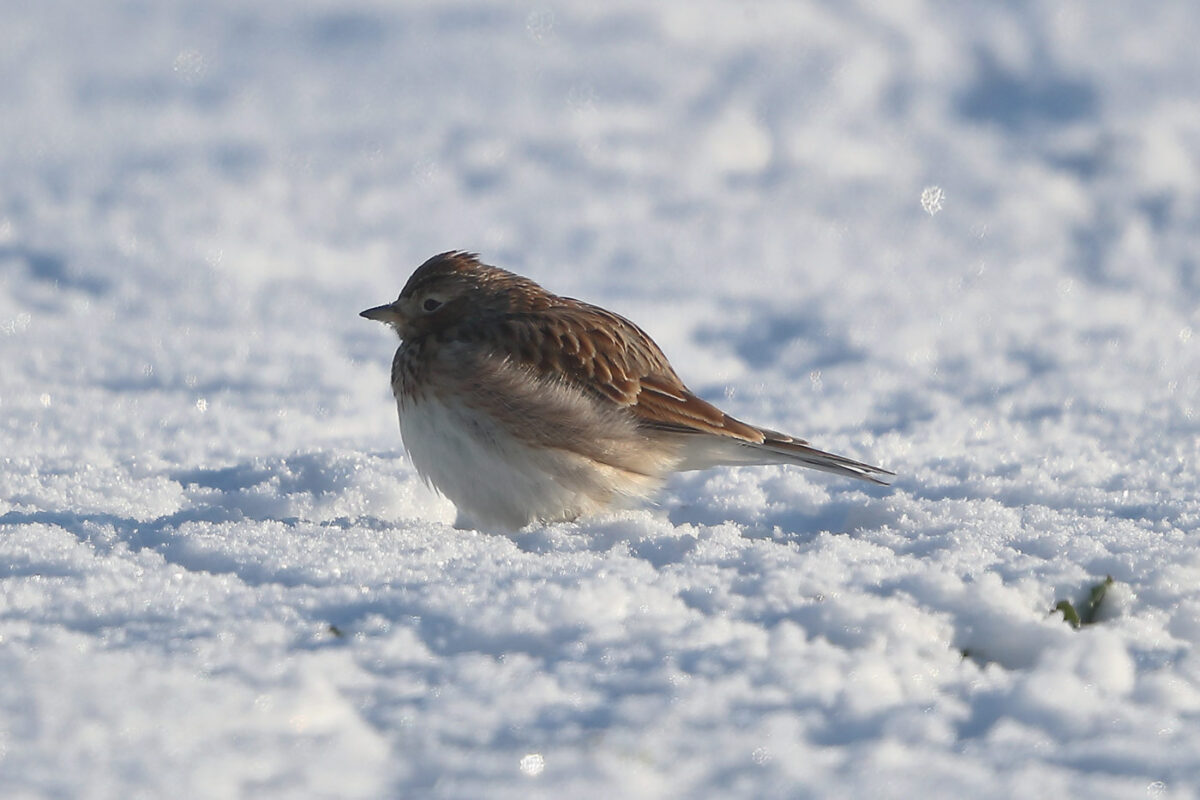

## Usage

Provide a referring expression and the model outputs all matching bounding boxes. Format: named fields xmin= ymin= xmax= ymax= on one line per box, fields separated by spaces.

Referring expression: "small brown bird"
xmin=362 ymin=251 xmax=892 ymax=529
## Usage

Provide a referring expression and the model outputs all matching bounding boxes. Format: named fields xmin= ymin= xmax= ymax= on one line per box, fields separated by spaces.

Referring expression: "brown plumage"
xmin=362 ymin=251 xmax=892 ymax=529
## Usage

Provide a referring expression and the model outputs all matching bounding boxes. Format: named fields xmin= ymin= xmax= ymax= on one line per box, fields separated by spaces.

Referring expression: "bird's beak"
xmin=360 ymin=302 xmax=403 ymax=324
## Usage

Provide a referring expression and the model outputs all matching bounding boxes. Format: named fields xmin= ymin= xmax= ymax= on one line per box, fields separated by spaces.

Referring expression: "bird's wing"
xmin=469 ymin=302 xmax=767 ymax=441
xmin=456 ymin=302 xmax=894 ymax=485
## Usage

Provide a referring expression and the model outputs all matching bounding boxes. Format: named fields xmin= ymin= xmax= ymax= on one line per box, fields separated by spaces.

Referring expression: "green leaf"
xmin=1052 ymin=576 xmax=1116 ymax=630
xmin=1081 ymin=576 xmax=1115 ymax=625
xmin=1053 ymin=600 xmax=1082 ymax=629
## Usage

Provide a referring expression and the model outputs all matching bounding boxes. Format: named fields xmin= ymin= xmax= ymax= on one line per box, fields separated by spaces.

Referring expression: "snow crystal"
xmin=3 ymin=1 xmax=1200 ymax=797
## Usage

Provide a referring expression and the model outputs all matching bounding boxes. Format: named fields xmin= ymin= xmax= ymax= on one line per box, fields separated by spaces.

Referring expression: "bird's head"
xmin=360 ymin=251 xmax=548 ymax=340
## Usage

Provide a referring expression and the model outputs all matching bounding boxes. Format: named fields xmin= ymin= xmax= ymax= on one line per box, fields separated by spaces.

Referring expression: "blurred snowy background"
xmin=2 ymin=1 xmax=1200 ymax=797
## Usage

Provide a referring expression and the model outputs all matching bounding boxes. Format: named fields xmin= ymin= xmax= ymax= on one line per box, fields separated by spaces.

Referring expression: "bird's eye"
xmin=422 ymin=298 xmax=442 ymax=312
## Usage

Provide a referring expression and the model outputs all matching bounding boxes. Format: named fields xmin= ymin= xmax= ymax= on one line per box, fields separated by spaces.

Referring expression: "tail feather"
xmin=754 ymin=438 xmax=894 ymax=484
xmin=673 ymin=429 xmax=894 ymax=485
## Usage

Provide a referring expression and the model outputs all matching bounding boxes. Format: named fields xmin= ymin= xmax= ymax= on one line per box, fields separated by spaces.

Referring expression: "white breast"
xmin=396 ymin=393 xmax=664 ymax=529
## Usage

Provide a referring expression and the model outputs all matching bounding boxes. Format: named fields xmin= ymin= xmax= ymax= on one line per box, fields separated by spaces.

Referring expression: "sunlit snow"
xmin=2 ymin=1 xmax=1199 ymax=797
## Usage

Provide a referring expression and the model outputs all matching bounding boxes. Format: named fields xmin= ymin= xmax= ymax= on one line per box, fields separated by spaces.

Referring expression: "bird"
xmin=361 ymin=251 xmax=892 ymax=529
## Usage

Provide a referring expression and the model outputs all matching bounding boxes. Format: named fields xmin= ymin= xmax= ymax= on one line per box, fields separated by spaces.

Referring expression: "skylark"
xmin=362 ymin=251 xmax=892 ymax=529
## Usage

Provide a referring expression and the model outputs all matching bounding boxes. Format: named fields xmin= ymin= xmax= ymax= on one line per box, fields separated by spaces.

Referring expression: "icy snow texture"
xmin=2 ymin=1 xmax=1200 ymax=797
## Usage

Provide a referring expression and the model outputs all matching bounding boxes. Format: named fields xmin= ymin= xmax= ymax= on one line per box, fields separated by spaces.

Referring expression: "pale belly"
xmin=396 ymin=393 xmax=663 ymax=529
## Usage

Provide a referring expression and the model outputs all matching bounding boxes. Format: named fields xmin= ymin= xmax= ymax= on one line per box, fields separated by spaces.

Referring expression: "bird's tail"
xmin=673 ymin=427 xmax=894 ymax=485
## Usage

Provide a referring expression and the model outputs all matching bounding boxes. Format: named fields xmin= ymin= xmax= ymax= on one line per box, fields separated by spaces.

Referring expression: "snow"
xmin=2 ymin=0 xmax=1200 ymax=797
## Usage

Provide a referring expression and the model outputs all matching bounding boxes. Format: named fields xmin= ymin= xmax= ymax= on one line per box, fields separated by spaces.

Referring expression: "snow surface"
xmin=3 ymin=1 xmax=1200 ymax=797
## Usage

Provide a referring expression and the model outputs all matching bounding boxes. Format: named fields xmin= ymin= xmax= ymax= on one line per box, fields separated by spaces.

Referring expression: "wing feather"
xmin=466 ymin=302 xmax=767 ymax=440
xmin=443 ymin=300 xmax=893 ymax=484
